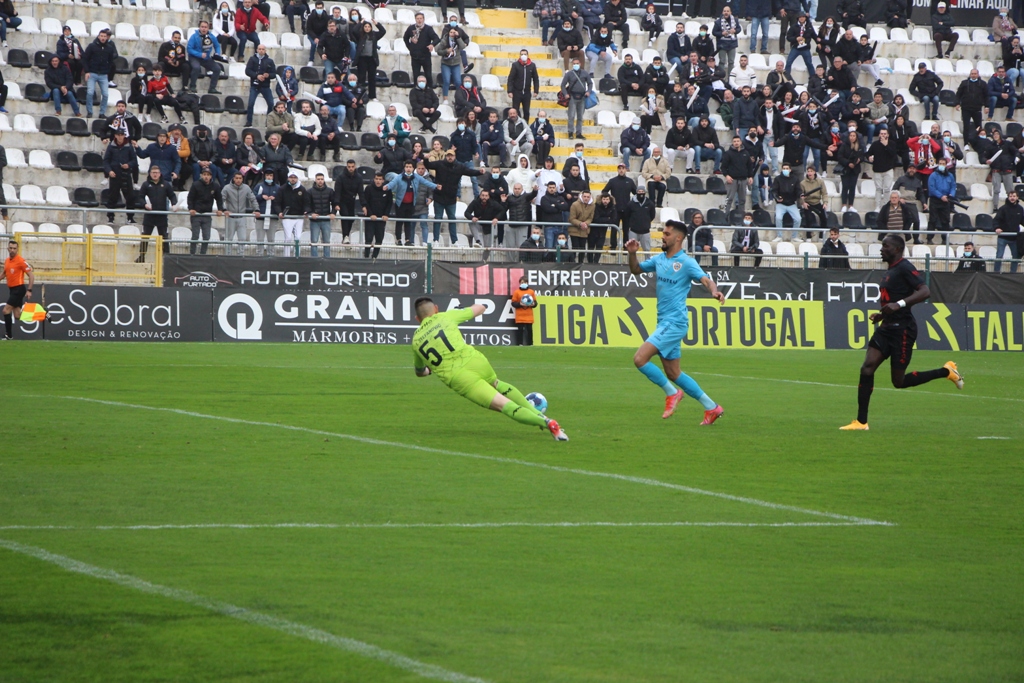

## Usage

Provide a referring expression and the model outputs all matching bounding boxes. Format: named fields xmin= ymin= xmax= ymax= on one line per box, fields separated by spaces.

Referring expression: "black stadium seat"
xmin=854 ymin=86 xmax=872 ymax=102
xmin=728 ymin=208 xmax=744 ymax=226
xmin=356 ymin=165 xmax=375 ymax=183
xmin=67 ymin=117 xmax=90 ymax=137
xmin=34 ymin=50 xmax=54 ymax=69
xmin=666 ymin=176 xmax=683 ymax=193
xmin=132 ymin=57 xmax=153 ymax=73
xmin=842 ymin=211 xmax=863 ymax=228
xmin=216 ymin=126 xmax=237 ymax=141
xmin=360 ymin=132 xmax=382 ymax=151
xmin=984 ymin=121 xmax=1002 ymax=137
xmin=331 ymin=164 xmax=347 ymax=181
xmin=57 ymin=151 xmax=81 ymax=171
xmin=875 ymin=87 xmax=893 ymax=103
xmin=939 ymin=89 xmax=958 ymax=107
xmin=142 ymin=122 xmax=163 ymax=140
xmin=683 ymin=176 xmax=705 ymax=194
xmin=391 ymin=70 xmax=412 ymax=88
xmin=599 ymin=75 xmax=619 ymax=95
xmin=431 ymin=135 xmax=449 ymax=149
xmin=224 ymin=95 xmax=245 ymax=115
xmin=706 ymin=208 xmax=727 ymax=225
xmin=240 ymin=128 xmax=263 ymax=145
xmin=1007 ymin=122 xmax=1023 ymax=139
xmin=409 ymin=133 xmax=426 ymax=150
xmin=705 ymin=176 xmax=726 ymax=195
xmin=864 ymin=211 xmax=878 ymax=228
xmin=975 ymin=214 xmax=993 ymax=231
xmin=74 ymin=187 xmax=98 ymax=207
xmin=300 ymin=66 xmax=322 ymax=83
xmin=7 ymin=49 xmax=30 ymax=68
xmin=826 ymin=211 xmax=839 ymax=229
xmin=753 ymin=208 xmax=773 ymax=227
xmin=40 ymin=116 xmax=64 ymax=135
xmin=82 ymin=152 xmax=105 ymax=173
xmin=952 ymin=213 xmax=972 ymax=231
xmin=339 ymin=131 xmax=359 ymax=150
xmin=682 ymin=208 xmax=697 ymax=222
xmin=956 ymin=183 xmax=970 ymax=201
xmin=375 ymin=69 xmax=390 ymax=87
xmin=91 ymin=119 xmax=109 ymax=137
xmin=25 ymin=83 xmax=48 ymax=102
xmin=200 ymin=94 xmax=223 ymax=112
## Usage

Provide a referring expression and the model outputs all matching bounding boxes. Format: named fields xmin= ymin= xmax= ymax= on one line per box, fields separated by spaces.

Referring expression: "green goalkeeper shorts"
xmin=447 ymin=353 xmax=499 ymax=409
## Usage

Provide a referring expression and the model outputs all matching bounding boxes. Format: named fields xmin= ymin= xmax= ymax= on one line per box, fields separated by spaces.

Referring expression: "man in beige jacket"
xmin=640 ymin=146 xmax=672 ymax=208
xmin=568 ymin=190 xmax=596 ymax=263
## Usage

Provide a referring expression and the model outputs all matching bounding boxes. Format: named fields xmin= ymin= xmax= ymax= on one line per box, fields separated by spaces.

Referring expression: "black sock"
xmin=3 ymin=313 xmax=12 ymax=339
xmin=900 ymin=368 xmax=950 ymax=388
xmin=857 ymin=372 xmax=874 ymax=424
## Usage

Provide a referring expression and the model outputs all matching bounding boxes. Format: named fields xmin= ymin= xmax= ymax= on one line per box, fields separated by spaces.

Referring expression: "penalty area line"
xmin=0 ymin=537 xmax=490 ymax=683
xmin=0 ymin=521 xmax=885 ymax=531
xmin=30 ymin=395 xmax=894 ymax=527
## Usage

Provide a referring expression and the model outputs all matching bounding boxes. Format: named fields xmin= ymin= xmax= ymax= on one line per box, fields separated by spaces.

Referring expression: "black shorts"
xmin=5 ymin=285 xmax=26 ymax=308
xmin=868 ymin=324 xmax=917 ymax=369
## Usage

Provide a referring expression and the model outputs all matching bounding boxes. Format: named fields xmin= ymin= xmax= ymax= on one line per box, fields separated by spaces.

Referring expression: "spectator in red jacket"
xmin=235 ymin=0 xmax=270 ymax=60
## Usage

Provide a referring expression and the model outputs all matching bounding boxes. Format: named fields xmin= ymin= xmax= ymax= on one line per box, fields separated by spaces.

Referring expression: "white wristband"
xmin=897 ymin=299 xmax=907 ymax=309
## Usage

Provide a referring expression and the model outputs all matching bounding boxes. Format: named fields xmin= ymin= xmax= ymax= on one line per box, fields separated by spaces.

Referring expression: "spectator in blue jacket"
xmin=987 ymin=66 xmax=1018 ymax=121
xmin=317 ymin=71 xmax=347 ymax=121
xmin=927 ymin=159 xmax=956 ymax=243
xmin=186 ymin=21 xmax=223 ymax=94
xmin=136 ymin=132 xmax=182 ymax=183
xmin=83 ymin=30 xmax=118 ymax=118
xmin=386 ymin=160 xmax=438 ymax=245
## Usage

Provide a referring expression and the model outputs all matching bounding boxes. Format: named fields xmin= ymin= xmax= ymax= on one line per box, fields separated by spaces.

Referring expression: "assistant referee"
xmin=2 ymin=239 xmax=34 ymax=340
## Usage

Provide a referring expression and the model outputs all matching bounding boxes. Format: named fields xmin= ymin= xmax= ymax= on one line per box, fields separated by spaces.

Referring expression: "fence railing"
xmin=8 ymin=232 xmax=163 ymax=286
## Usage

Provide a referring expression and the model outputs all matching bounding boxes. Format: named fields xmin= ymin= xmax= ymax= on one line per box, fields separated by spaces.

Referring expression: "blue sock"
xmin=673 ymin=372 xmax=718 ymax=409
xmin=638 ymin=362 xmax=677 ymax=396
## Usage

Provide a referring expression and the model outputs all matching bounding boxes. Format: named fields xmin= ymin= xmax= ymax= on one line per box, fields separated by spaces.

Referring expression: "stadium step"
xmin=550 ymin=146 xmax=616 ymax=157
xmin=493 ymin=65 xmax=563 ymax=79
xmin=473 ymin=34 xmax=544 ymax=47
xmin=474 ymin=9 xmax=529 ymax=28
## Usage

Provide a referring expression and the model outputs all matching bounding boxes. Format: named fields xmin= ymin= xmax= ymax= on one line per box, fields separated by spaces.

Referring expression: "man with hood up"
xmin=507 ymin=154 xmax=537 ymax=196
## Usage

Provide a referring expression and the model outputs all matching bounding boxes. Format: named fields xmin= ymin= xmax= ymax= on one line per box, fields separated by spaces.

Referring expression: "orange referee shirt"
xmin=4 ymin=255 xmax=31 ymax=288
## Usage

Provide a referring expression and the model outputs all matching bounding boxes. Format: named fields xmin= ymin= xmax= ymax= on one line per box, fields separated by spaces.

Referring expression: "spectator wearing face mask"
xmin=508 ymin=51 xmax=540 ymax=122
xmin=620 ymin=119 xmax=652 ymax=170
xmin=511 ymin=276 xmax=538 ymax=345
xmin=410 ymin=77 xmax=441 ymax=133
xmin=434 ymin=25 xmax=467 ymax=106
xmin=623 ymin=187 xmax=655 ymax=251
xmin=341 ymin=74 xmax=367 ymax=131
xmin=374 ymin=133 xmax=413 ymax=182
xmin=956 ymin=241 xmax=986 ymax=272
xmin=927 ymin=157 xmax=955 ymax=243
xmin=772 ymin=163 xmax=803 ymax=241
xmin=730 ymin=213 xmax=764 ymax=267
xmin=586 ymin=25 xmax=616 ymax=81
xmin=520 ymin=226 xmax=546 ymax=262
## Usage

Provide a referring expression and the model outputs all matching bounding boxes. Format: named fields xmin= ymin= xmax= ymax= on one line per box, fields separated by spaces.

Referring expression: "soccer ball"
xmin=520 ymin=293 xmax=535 ymax=308
xmin=526 ymin=392 xmax=548 ymax=414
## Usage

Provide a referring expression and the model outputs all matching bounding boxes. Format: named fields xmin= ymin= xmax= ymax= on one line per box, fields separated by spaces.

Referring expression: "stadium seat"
xmin=5 ymin=148 xmax=26 ymax=167
xmin=360 ymin=132 xmax=382 ymax=151
xmin=666 ymin=176 xmax=683 ymax=194
xmin=971 ymin=28 xmax=990 ymax=43
xmin=170 ymin=226 xmax=192 ymax=242
xmin=683 ymin=176 xmax=706 ymax=194
xmin=956 ymin=183 xmax=971 ymax=201
xmin=706 ymin=208 xmax=726 ymax=225
xmin=438 ymin=104 xmax=456 ymax=122
xmin=132 ymin=57 xmax=154 ymax=74
xmin=975 ymin=214 xmax=993 ymax=231
xmin=241 ymin=128 xmax=263 ymax=144
xmin=29 ymin=151 xmax=54 ymax=169
xmin=970 ymin=183 xmax=991 ymax=201
xmin=216 ymin=126 xmax=238 ymax=142
xmin=67 ymin=117 xmax=90 ymax=137
xmin=935 ymin=59 xmax=955 ymax=75
xmin=7 ymin=49 xmax=30 ymax=68
xmin=141 ymin=122 xmax=163 ymax=140
xmin=163 ymin=25 xmax=184 ymax=42
xmin=842 ymin=212 xmax=863 ymax=228
xmin=140 ymin=24 xmax=162 ymax=42
xmin=200 ymin=94 xmax=223 ymax=113
xmin=598 ymin=76 xmax=619 ymax=96
xmin=41 ymin=18 xmax=64 ymax=36
xmin=19 ymin=185 xmax=45 ymax=204
xmin=911 ymin=244 xmax=932 ymax=259
xmin=952 ymin=213 xmax=972 ymax=231
xmin=3 ymin=183 xmax=17 ymax=203
xmin=978 ymin=60 xmax=994 ymax=78
xmin=40 ymin=116 xmax=64 ymax=136
xmin=857 ymin=179 xmax=875 ymax=197
xmin=281 ymin=32 xmax=303 ymax=49
xmin=356 ymin=165 xmax=375 ymax=183
xmin=618 ymin=111 xmax=636 ymax=128
xmin=92 ymin=225 xmax=115 ymax=236
xmin=911 ymin=28 xmax=931 ymax=44
xmin=775 ymin=241 xmax=796 ymax=255
xmin=480 ymin=74 xmax=501 ymax=91
xmin=82 ymin=152 xmax=105 ymax=173
xmin=366 ymin=101 xmax=386 ymax=120
xmin=0 ymin=114 xmax=9 ymax=132
xmin=864 ymin=211 xmax=878 ymax=228
xmin=57 ymin=151 xmax=81 ymax=171
xmin=25 ymin=83 xmax=47 ymax=102
xmin=753 ymin=208 xmax=773 ymax=227
xmin=390 ymin=70 xmax=413 ymax=89
xmin=939 ymin=90 xmax=958 ymax=107
xmin=596 ymin=110 xmax=619 ymax=128
xmin=90 ymin=21 xmax=111 ymax=37
xmin=892 ymin=58 xmax=913 ymax=74
xmin=659 ymin=207 xmax=680 ymax=224
xmin=338 ymin=131 xmax=359 ymax=150
xmin=224 ymin=96 xmax=246 ymax=115
xmin=705 ymin=176 xmax=726 ymax=195
xmin=299 ymin=66 xmax=322 ymax=84
xmin=797 ymin=242 xmax=818 ymax=256
xmin=229 ymin=62 xmax=247 ymax=80
xmin=114 ymin=56 xmax=131 ymax=75
xmin=33 ymin=50 xmax=54 ymax=70
xmin=45 ymin=186 xmax=72 ymax=206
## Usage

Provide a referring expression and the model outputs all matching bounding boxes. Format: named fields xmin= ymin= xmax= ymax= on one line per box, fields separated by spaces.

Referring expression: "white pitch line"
xmin=976 ymin=436 xmax=1012 ymax=440
xmin=0 ymin=537 xmax=490 ymax=683
xmin=0 ymin=521 xmax=883 ymax=531
xmin=32 ymin=395 xmax=893 ymax=527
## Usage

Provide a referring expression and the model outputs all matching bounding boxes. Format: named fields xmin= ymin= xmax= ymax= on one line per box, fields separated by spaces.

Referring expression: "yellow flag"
xmin=19 ymin=303 xmax=46 ymax=322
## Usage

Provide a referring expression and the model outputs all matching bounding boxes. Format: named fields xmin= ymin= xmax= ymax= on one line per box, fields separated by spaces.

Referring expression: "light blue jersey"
xmin=638 ymin=251 xmax=708 ymax=328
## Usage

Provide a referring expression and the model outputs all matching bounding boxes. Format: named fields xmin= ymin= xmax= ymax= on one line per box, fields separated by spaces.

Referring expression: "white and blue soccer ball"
xmin=526 ymin=392 xmax=548 ymax=414
xmin=520 ymin=293 xmax=535 ymax=308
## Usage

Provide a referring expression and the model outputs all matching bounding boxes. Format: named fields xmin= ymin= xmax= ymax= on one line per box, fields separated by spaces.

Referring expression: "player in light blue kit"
xmin=626 ymin=220 xmax=726 ymax=425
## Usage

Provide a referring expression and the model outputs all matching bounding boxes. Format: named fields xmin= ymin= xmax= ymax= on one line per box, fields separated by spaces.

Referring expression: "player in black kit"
xmin=840 ymin=234 xmax=964 ymax=431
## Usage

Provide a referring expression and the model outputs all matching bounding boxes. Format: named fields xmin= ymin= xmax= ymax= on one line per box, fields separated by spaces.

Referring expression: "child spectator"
xmin=511 ymin=275 xmax=538 ymax=346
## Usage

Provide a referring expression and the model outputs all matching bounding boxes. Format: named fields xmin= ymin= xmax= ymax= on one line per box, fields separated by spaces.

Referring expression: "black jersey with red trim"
xmin=877 ymin=258 xmax=925 ymax=329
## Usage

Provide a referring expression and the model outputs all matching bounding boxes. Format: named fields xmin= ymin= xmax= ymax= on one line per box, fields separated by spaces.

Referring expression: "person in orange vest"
xmin=510 ymin=275 xmax=537 ymax=346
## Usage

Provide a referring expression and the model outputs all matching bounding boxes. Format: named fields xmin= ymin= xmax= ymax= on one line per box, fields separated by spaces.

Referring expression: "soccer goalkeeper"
xmin=412 ymin=297 xmax=568 ymax=441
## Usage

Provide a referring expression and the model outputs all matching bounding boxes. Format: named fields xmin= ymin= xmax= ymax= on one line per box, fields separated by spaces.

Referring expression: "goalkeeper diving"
xmin=412 ymin=297 xmax=569 ymax=441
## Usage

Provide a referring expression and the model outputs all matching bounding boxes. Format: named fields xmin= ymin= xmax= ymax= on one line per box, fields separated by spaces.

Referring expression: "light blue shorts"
xmin=646 ymin=322 xmax=688 ymax=361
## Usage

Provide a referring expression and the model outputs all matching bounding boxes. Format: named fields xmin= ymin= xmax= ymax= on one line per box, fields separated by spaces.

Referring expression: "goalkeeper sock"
xmin=639 ymin=362 xmax=677 ymax=396
xmin=501 ymin=401 xmax=548 ymax=428
xmin=494 ymin=380 xmax=538 ymax=413
xmin=673 ymin=372 xmax=716 ymax=409
xmin=3 ymin=313 xmax=11 ymax=338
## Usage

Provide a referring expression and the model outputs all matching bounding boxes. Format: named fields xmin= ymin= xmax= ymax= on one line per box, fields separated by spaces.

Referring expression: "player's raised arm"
xmin=469 ymin=303 xmax=487 ymax=317
xmin=625 ymin=239 xmax=642 ymax=274
xmin=700 ymin=275 xmax=725 ymax=303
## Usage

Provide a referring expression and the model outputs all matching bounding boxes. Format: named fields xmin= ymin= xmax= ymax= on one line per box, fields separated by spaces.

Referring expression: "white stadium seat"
xmin=977 ymin=60 xmax=994 ymax=78
xmin=438 ymin=104 xmax=455 ymax=122
xmin=281 ymin=32 xmax=303 ymax=49
xmin=5 ymin=83 xmax=21 ymax=101
xmin=465 ymin=10 xmax=484 ymax=28
xmin=797 ymin=242 xmax=818 ymax=256
xmin=19 ymin=185 xmax=45 ymax=204
xmin=170 ymin=226 xmax=192 ymax=241
xmin=0 ymin=114 xmax=11 ymax=131
xmin=891 ymin=28 xmax=912 ymax=43
xmin=618 ymin=110 xmax=636 ymax=127
xmin=169 ymin=0 xmax=190 ymax=11
xmin=480 ymin=74 xmax=501 ymax=91
xmin=390 ymin=102 xmax=409 ymax=119
xmin=373 ymin=7 xmax=394 ymax=23
xmin=140 ymin=24 xmax=162 ymax=42
xmin=41 ymin=17 xmax=63 ymax=35
xmin=266 ymin=0 xmax=283 ymax=16
xmin=912 ymin=244 xmax=932 ymax=259
xmin=953 ymin=28 xmax=973 ymax=46
xmin=911 ymin=28 xmax=932 ymax=44
xmin=259 ymin=31 xmax=279 ymax=48
xmin=92 ymin=225 xmax=116 ymax=235
xmin=29 ymin=150 xmax=54 ymax=169
xmin=365 ymin=101 xmax=386 ymax=119
xmin=90 ymin=21 xmax=111 ymax=37
xmin=163 ymin=25 xmax=184 ymax=42
xmin=972 ymin=29 xmax=990 ymax=44
xmin=869 ymin=27 xmax=889 ymax=43
xmin=66 ymin=19 xmax=87 ymax=37
xmin=970 ymin=183 xmax=992 ymax=200
xmin=6 ymin=148 xmax=26 ymax=167
xmin=115 ymin=22 xmax=138 ymax=40
xmin=3 ymin=183 xmax=19 ymax=202
xmin=17 ymin=16 xmax=40 ymax=33
xmin=464 ymin=42 xmax=482 ymax=59
xmin=935 ymin=59 xmax=954 ymax=75
xmin=45 ymin=186 xmax=72 ymax=206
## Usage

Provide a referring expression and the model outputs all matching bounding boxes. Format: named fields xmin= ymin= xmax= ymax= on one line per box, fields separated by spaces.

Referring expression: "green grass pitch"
xmin=1 ymin=343 xmax=1021 ymax=682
